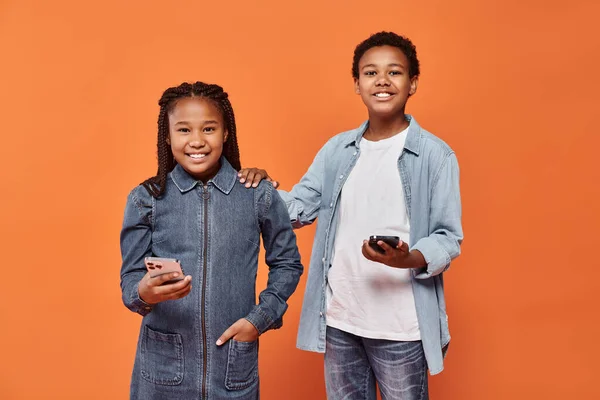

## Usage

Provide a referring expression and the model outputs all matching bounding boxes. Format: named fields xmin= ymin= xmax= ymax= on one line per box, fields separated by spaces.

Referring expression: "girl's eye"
xmin=364 ymin=71 xmax=376 ymax=76
xmin=203 ymin=127 xmax=215 ymax=133
xmin=390 ymin=71 xmax=401 ymax=75
xmin=178 ymin=128 xmax=190 ymax=133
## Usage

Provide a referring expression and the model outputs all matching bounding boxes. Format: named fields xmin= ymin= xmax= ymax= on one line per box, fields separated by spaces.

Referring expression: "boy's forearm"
xmin=412 ymin=231 xmax=462 ymax=278
xmin=277 ymin=188 xmax=319 ymax=229
xmin=407 ymin=250 xmax=427 ymax=268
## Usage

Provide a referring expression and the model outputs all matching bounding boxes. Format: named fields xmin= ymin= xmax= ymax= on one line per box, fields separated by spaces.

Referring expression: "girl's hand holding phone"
xmin=138 ymin=272 xmax=192 ymax=305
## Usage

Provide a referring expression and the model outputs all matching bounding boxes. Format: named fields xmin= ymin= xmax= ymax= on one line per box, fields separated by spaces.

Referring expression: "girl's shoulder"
xmin=248 ymin=180 xmax=276 ymax=221
xmin=125 ymin=184 xmax=154 ymax=218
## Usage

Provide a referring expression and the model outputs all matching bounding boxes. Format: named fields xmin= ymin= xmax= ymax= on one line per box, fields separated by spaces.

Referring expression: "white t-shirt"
xmin=326 ymin=127 xmax=421 ymax=341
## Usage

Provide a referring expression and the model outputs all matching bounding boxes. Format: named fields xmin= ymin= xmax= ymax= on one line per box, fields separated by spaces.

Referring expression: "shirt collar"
xmin=170 ymin=157 xmax=237 ymax=194
xmin=345 ymin=114 xmax=421 ymax=155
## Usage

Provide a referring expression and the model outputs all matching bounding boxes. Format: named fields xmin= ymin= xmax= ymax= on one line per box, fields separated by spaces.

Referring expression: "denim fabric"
xmin=120 ymin=158 xmax=303 ymax=399
xmin=278 ymin=116 xmax=463 ymax=374
xmin=325 ymin=327 xmax=428 ymax=400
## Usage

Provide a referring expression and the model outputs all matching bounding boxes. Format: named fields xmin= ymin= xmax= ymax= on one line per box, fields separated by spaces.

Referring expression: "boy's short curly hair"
xmin=352 ymin=32 xmax=420 ymax=79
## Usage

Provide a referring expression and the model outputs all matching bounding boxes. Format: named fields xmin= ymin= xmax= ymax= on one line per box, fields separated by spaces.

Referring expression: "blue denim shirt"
xmin=120 ymin=158 xmax=303 ymax=399
xmin=278 ymin=116 xmax=463 ymax=375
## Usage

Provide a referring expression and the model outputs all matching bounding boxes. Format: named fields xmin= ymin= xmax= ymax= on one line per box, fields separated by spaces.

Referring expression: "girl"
xmin=120 ymin=81 xmax=303 ymax=400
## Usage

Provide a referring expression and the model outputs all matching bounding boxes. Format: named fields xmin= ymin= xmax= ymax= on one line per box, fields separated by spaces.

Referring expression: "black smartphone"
xmin=368 ymin=235 xmax=400 ymax=254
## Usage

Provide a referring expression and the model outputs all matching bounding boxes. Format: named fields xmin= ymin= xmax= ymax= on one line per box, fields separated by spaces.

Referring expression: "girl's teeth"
xmin=190 ymin=154 xmax=206 ymax=159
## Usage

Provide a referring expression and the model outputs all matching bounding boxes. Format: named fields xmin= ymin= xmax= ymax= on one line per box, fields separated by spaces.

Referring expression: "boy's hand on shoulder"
xmin=138 ymin=272 xmax=192 ymax=304
xmin=238 ymin=168 xmax=279 ymax=188
xmin=361 ymin=240 xmax=426 ymax=269
xmin=216 ymin=318 xmax=259 ymax=346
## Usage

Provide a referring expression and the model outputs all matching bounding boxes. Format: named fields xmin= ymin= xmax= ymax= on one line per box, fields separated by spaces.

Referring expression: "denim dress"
xmin=120 ymin=158 xmax=303 ymax=399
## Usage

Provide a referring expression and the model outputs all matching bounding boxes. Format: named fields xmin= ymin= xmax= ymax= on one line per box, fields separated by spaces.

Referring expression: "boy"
xmin=241 ymin=31 xmax=463 ymax=400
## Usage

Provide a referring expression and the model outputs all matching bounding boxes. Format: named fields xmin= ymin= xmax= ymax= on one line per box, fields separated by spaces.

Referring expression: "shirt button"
xmin=322 ymin=257 xmax=325 ymax=263
xmin=339 ymin=175 xmax=343 ymax=179
xmin=330 ymin=203 xmax=333 ymax=207
xmin=319 ymin=312 xmax=323 ymax=317
xmin=353 ymin=151 xmax=357 ymax=156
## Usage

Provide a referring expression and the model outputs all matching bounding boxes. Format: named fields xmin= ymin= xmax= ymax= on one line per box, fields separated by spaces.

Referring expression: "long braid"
xmin=220 ymin=99 xmax=241 ymax=170
xmin=142 ymin=81 xmax=241 ymax=198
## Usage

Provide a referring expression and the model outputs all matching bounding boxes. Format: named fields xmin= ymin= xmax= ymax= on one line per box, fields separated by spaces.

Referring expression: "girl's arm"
xmin=246 ymin=182 xmax=304 ymax=334
xmin=120 ymin=187 xmax=155 ymax=316
xmin=120 ymin=187 xmax=192 ymax=316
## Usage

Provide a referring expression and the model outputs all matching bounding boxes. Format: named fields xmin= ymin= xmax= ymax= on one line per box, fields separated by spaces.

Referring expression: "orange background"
xmin=1 ymin=0 xmax=599 ymax=399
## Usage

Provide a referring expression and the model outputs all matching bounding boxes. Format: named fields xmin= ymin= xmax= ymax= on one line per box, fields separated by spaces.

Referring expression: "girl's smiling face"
xmin=167 ymin=97 xmax=228 ymax=182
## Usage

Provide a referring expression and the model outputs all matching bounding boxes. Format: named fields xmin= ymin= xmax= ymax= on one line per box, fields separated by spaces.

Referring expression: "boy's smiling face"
xmin=354 ymin=45 xmax=418 ymax=118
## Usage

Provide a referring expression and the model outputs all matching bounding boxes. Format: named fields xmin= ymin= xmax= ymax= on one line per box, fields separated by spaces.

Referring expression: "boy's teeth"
xmin=375 ymin=93 xmax=391 ymax=98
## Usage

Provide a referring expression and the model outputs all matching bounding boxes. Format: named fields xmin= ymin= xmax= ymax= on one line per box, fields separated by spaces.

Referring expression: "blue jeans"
xmin=325 ymin=327 xmax=429 ymax=400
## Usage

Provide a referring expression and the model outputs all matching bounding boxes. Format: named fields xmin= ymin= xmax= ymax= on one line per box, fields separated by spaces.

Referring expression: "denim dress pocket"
xmin=224 ymin=339 xmax=259 ymax=390
xmin=140 ymin=325 xmax=184 ymax=386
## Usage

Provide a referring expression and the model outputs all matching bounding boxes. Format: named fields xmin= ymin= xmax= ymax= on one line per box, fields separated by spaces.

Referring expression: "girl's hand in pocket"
xmin=216 ymin=318 xmax=259 ymax=345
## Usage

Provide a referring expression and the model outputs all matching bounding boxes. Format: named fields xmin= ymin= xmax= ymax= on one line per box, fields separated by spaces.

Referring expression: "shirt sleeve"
xmin=277 ymin=142 xmax=328 ymax=228
xmin=119 ymin=186 xmax=155 ymax=316
xmin=412 ymin=152 xmax=464 ymax=278
xmin=244 ymin=183 xmax=304 ymax=333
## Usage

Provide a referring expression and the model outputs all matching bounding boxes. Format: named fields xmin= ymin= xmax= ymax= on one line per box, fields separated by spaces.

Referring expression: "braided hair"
xmin=142 ymin=81 xmax=241 ymax=198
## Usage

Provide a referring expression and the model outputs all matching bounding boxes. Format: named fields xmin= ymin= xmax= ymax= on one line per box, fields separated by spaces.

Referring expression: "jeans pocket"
xmin=224 ymin=339 xmax=259 ymax=390
xmin=140 ymin=325 xmax=184 ymax=386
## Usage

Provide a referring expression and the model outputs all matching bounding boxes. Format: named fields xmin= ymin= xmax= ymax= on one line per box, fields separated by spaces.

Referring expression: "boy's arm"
xmin=412 ymin=152 xmax=464 ymax=278
xmin=244 ymin=183 xmax=304 ymax=334
xmin=238 ymin=141 xmax=329 ymax=227
xmin=119 ymin=188 xmax=155 ymax=316
xmin=277 ymin=144 xmax=327 ymax=228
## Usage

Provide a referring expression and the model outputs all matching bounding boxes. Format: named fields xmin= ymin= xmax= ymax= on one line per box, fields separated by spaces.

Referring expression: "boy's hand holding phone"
xmin=138 ymin=257 xmax=192 ymax=304
xmin=362 ymin=235 xmax=426 ymax=269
